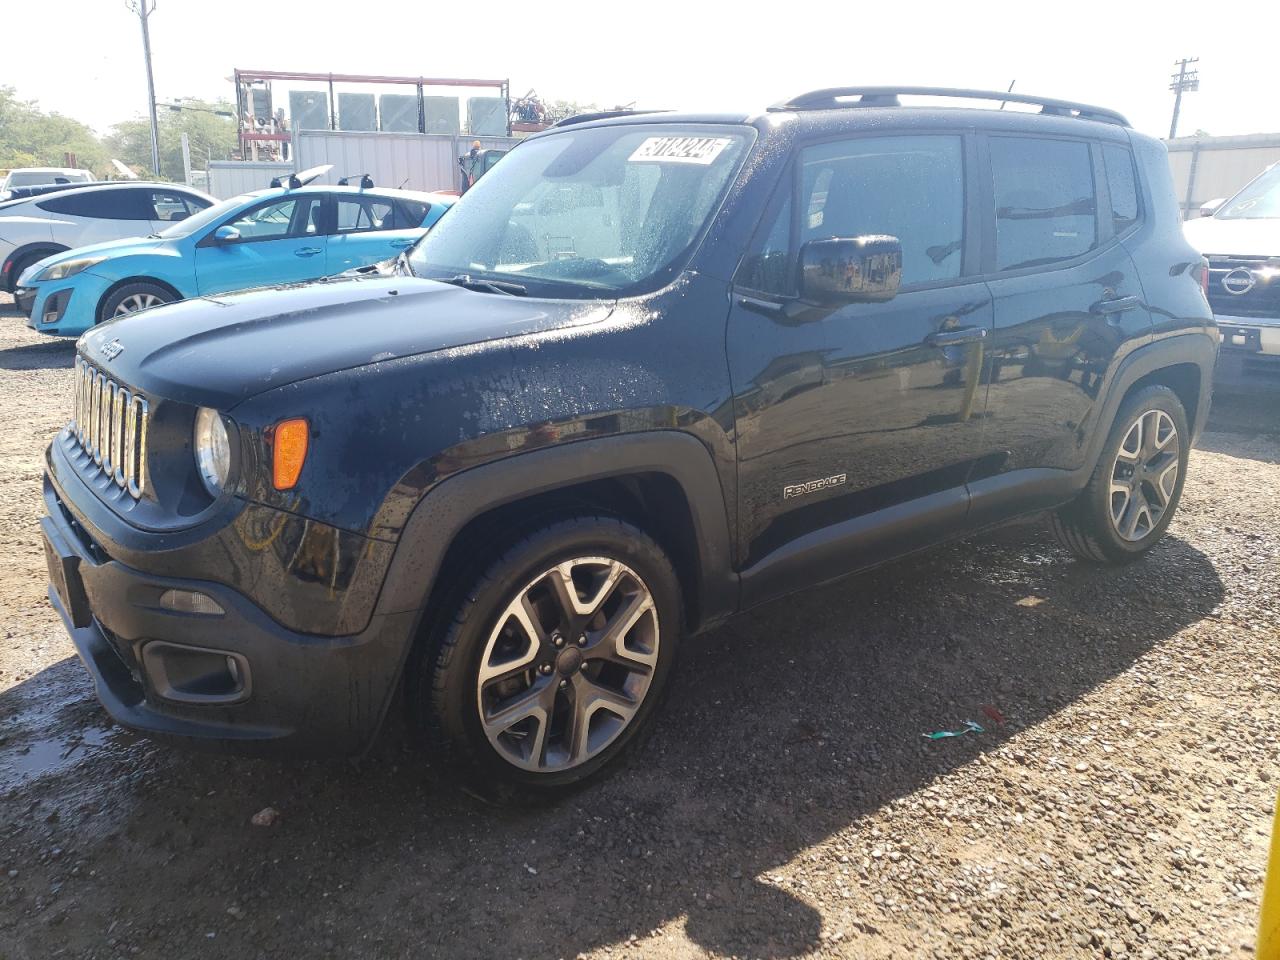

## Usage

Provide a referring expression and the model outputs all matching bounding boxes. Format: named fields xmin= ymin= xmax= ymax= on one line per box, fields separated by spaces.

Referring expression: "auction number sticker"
xmin=628 ymin=136 xmax=732 ymax=165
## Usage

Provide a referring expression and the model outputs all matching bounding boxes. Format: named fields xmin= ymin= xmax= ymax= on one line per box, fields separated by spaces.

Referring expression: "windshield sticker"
xmin=628 ymin=136 xmax=732 ymax=165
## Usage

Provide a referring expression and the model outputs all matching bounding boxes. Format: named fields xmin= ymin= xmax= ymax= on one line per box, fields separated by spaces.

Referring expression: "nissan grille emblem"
xmin=101 ymin=339 xmax=124 ymax=361
xmin=1221 ymin=268 xmax=1256 ymax=296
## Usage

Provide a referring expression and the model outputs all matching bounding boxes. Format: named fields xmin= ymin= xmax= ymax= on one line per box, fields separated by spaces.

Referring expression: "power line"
xmin=1168 ymin=57 xmax=1199 ymax=140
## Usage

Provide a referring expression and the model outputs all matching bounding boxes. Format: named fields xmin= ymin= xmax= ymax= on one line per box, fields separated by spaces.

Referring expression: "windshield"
xmin=158 ymin=193 xmax=255 ymax=238
xmin=1218 ymin=164 xmax=1280 ymax=220
xmin=409 ymin=123 xmax=753 ymax=297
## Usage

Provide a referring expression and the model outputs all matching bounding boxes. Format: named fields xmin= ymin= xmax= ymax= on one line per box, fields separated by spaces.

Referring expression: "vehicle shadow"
xmin=0 ymin=335 xmax=76 ymax=371
xmin=0 ymin=521 xmax=1224 ymax=959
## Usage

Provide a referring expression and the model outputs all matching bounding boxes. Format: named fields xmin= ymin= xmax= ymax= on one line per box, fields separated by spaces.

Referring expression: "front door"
xmin=973 ymin=134 xmax=1153 ymax=508
xmin=194 ymin=194 xmax=328 ymax=296
xmin=729 ymin=133 xmax=991 ymax=589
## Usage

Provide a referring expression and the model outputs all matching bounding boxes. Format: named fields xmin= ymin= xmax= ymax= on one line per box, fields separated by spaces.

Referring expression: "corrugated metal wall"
xmin=1166 ymin=133 xmax=1280 ymax=219
xmin=207 ymin=161 xmax=293 ymax=200
xmin=292 ymin=130 xmax=520 ymax=193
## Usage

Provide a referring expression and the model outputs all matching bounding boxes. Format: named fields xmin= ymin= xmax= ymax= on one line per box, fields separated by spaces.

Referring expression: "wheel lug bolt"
xmin=538 ymin=663 xmax=552 ymax=676
xmin=553 ymin=634 xmax=565 ymax=648
xmin=559 ymin=679 xmax=568 ymax=689
xmin=577 ymin=635 xmax=587 ymax=647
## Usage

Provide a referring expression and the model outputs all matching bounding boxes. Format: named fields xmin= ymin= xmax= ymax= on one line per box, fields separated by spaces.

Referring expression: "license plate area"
xmin=41 ymin=516 xmax=92 ymax=629
xmin=1219 ymin=325 xmax=1263 ymax=352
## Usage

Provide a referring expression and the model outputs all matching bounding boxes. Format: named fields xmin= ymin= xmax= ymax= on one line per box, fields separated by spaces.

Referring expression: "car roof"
xmin=240 ymin=185 xmax=456 ymax=202
xmin=6 ymin=166 xmax=92 ymax=174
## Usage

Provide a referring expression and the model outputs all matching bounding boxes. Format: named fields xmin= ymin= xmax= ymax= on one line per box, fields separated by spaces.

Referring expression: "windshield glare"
xmin=158 ymin=193 xmax=256 ymax=239
xmin=1218 ymin=164 xmax=1280 ymax=220
xmin=409 ymin=124 xmax=752 ymax=296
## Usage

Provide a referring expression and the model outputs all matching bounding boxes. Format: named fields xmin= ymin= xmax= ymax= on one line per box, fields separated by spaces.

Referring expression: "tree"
xmin=543 ymin=99 xmax=605 ymax=123
xmin=105 ymin=98 xmax=237 ymax=181
xmin=0 ymin=86 xmax=109 ymax=174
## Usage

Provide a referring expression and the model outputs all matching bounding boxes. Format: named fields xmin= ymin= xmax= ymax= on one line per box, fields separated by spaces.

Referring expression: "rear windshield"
xmin=1218 ymin=164 xmax=1280 ymax=220
xmin=409 ymin=123 xmax=753 ymax=298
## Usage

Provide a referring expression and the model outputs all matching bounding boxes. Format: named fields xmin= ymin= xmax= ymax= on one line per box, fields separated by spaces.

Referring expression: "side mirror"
xmin=213 ymin=225 xmax=240 ymax=242
xmin=1199 ymin=198 xmax=1226 ymax=218
xmin=799 ymin=235 xmax=903 ymax=305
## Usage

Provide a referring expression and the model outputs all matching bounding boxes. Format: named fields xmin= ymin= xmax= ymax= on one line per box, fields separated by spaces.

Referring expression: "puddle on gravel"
xmin=2 ymin=727 xmax=121 ymax=787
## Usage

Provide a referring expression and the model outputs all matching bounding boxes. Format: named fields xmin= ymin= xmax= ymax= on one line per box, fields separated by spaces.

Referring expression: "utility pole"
xmin=127 ymin=0 xmax=161 ymax=177
xmin=1168 ymin=57 xmax=1199 ymax=140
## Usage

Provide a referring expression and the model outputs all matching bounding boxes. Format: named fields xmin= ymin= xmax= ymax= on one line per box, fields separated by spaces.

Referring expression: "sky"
xmin=5 ymin=0 xmax=1277 ymax=142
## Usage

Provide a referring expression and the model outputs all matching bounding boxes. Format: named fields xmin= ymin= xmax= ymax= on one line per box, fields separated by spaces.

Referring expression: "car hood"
xmin=40 ymin=235 xmax=172 ymax=267
xmin=79 ymin=276 xmax=615 ymax=408
xmin=1183 ymin=216 xmax=1280 ymax=258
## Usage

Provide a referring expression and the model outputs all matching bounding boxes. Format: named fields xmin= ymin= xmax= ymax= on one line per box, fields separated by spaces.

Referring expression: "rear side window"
xmin=800 ymin=135 xmax=965 ymax=285
xmin=336 ymin=196 xmax=398 ymax=233
xmin=38 ymin=189 xmax=150 ymax=220
xmin=1101 ymin=143 xmax=1140 ymax=235
xmin=397 ymin=199 xmax=429 ymax=227
xmin=150 ymin=190 xmax=199 ymax=222
xmin=989 ymin=137 xmax=1098 ymax=271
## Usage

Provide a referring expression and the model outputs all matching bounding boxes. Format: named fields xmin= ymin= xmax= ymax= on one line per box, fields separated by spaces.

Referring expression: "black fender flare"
xmin=374 ymin=431 xmax=739 ymax=634
xmin=1082 ymin=331 xmax=1217 ymax=474
xmin=2 ymin=241 xmax=70 ymax=289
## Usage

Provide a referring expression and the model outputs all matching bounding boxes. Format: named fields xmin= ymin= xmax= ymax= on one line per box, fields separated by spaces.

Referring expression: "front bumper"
xmin=23 ymin=272 xmax=112 ymax=336
xmin=1214 ymin=314 xmax=1280 ymax=396
xmin=14 ymin=286 xmax=36 ymax=317
xmin=42 ymin=473 xmax=419 ymax=757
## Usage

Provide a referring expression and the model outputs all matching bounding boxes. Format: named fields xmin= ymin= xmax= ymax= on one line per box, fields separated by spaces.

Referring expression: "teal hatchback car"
xmin=17 ymin=182 xmax=454 ymax=336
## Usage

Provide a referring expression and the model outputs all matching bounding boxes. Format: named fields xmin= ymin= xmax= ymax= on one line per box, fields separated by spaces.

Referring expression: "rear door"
xmin=193 ymin=194 xmax=327 ymax=295
xmin=972 ymin=133 xmax=1153 ymax=516
xmin=324 ymin=194 xmax=424 ymax=274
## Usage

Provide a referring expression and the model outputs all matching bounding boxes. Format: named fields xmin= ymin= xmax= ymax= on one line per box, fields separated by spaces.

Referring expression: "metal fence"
xmin=1166 ymin=132 xmax=1280 ymax=219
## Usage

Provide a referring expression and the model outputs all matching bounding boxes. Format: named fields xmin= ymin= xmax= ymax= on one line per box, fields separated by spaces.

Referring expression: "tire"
xmin=7 ymin=251 xmax=47 ymax=293
xmin=409 ymin=514 xmax=682 ymax=801
xmin=1049 ymin=384 xmax=1190 ymax=564
xmin=98 ymin=282 xmax=175 ymax=324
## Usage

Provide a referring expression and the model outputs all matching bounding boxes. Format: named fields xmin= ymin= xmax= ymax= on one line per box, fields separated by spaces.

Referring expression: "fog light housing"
xmin=41 ymin=289 xmax=72 ymax=325
xmin=141 ymin=641 xmax=249 ymax=704
xmin=158 ymin=588 xmax=225 ymax=616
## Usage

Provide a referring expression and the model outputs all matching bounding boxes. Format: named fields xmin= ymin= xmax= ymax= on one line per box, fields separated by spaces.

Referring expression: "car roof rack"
xmin=553 ymin=108 xmax=669 ymax=127
xmin=770 ymin=86 xmax=1129 ymax=127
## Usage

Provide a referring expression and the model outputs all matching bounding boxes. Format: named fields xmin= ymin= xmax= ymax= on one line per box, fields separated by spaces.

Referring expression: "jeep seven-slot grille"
xmin=71 ymin=357 xmax=149 ymax=498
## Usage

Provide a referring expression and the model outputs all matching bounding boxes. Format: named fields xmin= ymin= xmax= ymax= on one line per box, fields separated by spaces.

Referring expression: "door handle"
xmin=926 ymin=326 xmax=988 ymax=347
xmin=1089 ymin=295 xmax=1141 ymax=315
xmin=390 ymin=239 xmax=415 ymax=249
xmin=294 ymin=247 xmax=322 ymax=258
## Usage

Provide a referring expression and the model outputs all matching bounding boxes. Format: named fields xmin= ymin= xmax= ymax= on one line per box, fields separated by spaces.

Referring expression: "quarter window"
xmin=1101 ymin=144 xmax=1140 ymax=235
xmin=989 ymin=137 xmax=1098 ymax=271
xmin=799 ymin=135 xmax=965 ymax=286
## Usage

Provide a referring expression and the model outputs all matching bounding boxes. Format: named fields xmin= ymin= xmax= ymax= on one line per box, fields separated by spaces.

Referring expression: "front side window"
xmin=800 ymin=135 xmax=965 ymax=286
xmin=990 ymin=137 xmax=1098 ymax=271
xmin=1217 ymin=163 xmax=1280 ymax=220
xmin=336 ymin=196 xmax=397 ymax=233
xmin=224 ymin=196 xmax=321 ymax=242
xmin=151 ymin=190 xmax=195 ymax=222
xmin=737 ymin=182 xmax=793 ymax=295
xmin=409 ymin=124 xmax=753 ymax=297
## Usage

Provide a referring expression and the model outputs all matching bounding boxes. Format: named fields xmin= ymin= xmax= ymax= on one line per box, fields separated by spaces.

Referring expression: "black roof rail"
xmin=770 ymin=86 xmax=1130 ymax=127
xmin=553 ymin=108 xmax=669 ymax=128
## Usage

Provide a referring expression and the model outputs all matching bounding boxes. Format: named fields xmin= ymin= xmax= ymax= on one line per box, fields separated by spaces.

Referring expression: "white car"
xmin=0 ymin=166 xmax=94 ymax=200
xmin=1183 ymin=162 xmax=1280 ymax=394
xmin=0 ymin=182 xmax=214 ymax=293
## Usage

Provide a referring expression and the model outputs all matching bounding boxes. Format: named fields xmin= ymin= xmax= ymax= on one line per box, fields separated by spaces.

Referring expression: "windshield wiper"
xmin=438 ymin=274 xmax=528 ymax=296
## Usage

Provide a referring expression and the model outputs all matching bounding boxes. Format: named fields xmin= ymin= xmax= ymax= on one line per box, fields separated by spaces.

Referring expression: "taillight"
xmin=1192 ymin=258 xmax=1210 ymax=302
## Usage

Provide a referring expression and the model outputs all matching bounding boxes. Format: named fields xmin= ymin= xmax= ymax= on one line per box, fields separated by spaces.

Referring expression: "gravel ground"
xmin=1 ymin=291 xmax=1277 ymax=960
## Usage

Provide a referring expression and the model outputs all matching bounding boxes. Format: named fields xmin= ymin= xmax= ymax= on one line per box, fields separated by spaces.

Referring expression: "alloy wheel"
xmin=1109 ymin=409 xmax=1180 ymax=542
xmin=113 ymin=293 xmax=163 ymax=317
xmin=475 ymin=556 xmax=660 ymax=773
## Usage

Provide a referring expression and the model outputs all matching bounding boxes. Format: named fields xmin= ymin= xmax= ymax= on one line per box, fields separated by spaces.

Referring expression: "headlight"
xmin=194 ymin=407 xmax=231 ymax=497
xmin=35 ymin=256 xmax=107 ymax=282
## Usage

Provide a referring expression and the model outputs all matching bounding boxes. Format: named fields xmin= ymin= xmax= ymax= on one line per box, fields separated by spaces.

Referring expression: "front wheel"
xmin=98 ymin=281 xmax=175 ymax=324
xmin=411 ymin=515 xmax=682 ymax=799
xmin=1049 ymin=385 xmax=1190 ymax=564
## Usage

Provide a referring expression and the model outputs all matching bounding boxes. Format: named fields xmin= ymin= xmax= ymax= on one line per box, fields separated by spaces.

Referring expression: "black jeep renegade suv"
xmin=41 ymin=88 xmax=1216 ymax=794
